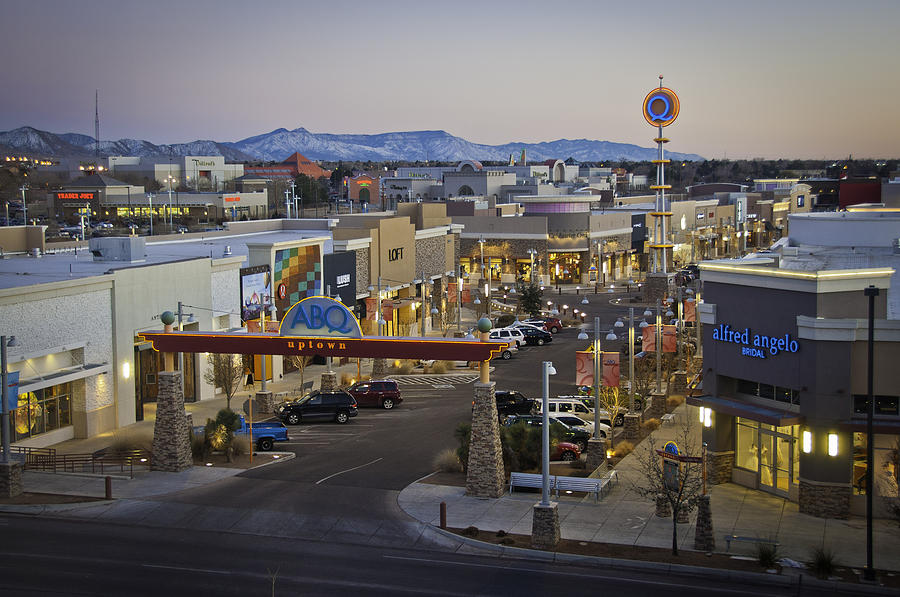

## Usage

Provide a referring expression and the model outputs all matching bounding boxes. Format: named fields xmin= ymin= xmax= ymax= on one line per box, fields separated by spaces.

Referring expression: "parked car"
xmin=517 ymin=325 xmax=553 ymax=346
xmin=553 ymin=441 xmax=582 ymax=462
xmin=494 ymin=390 xmax=537 ymax=417
xmin=277 ymin=390 xmax=358 ymax=424
xmin=549 ymin=413 xmax=610 ymax=439
xmin=503 ymin=414 xmax=591 ymax=452
xmin=192 ymin=414 xmax=289 ymax=452
xmin=346 ymin=379 xmax=402 ymax=409
xmin=489 ymin=327 xmax=525 ymax=348
xmin=534 ymin=397 xmax=622 ymax=427
xmin=523 ymin=317 xmax=562 ymax=334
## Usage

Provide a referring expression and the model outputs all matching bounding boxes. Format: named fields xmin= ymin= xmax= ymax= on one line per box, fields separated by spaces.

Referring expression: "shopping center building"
xmin=691 ymin=209 xmax=899 ymax=518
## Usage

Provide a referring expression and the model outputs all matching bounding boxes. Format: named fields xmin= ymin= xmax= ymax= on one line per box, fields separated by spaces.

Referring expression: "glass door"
xmin=758 ymin=429 xmax=792 ymax=497
xmin=759 ymin=433 xmax=775 ymax=489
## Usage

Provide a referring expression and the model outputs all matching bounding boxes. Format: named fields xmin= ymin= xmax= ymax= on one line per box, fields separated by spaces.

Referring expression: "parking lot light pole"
xmin=864 ymin=285 xmax=878 ymax=582
xmin=1 ymin=335 xmax=17 ymax=463
xmin=541 ymin=361 xmax=556 ymax=506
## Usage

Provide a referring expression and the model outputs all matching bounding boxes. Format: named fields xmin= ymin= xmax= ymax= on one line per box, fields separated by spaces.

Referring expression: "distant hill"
xmin=0 ymin=125 xmax=704 ymax=163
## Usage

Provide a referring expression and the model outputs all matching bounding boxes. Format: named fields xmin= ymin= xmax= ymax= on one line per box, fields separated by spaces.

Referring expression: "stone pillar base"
xmin=585 ymin=438 xmax=607 ymax=471
xmin=255 ymin=390 xmax=274 ymax=415
xmin=676 ymin=506 xmax=690 ymax=523
xmin=0 ymin=461 xmax=23 ymax=498
xmin=320 ymin=371 xmax=338 ymax=392
xmin=151 ymin=370 xmax=193 ymax=472
xmin=799 ymin=479 xmax=851 ymax=519
xmin=655 ymin=493 xmax=671 ymax=517
xmin=672 ymin=370 xmax=687 ymax=393
xmin=371 ymin=358 xmax=387 ymax=379
xmin=694 ymin=494 xmax=715 ymax=551
xmin=624 ymin=413 xmax=641 ymax=440
xmin=466 ymin=382 xmax=505 ymax=498
xmin=531 ymin=502 xmax=560 ymax=550
xmin=643 ymin=272 xmax=674 ymax=304
xmin=646 ymin=391 xmax=666 ymax=421
xmin=707 ymin=450 xmax=734 ymax=485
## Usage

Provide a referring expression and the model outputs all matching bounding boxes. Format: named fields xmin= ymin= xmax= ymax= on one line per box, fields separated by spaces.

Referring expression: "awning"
xmin=686 ymin=394 xmax=804 ymax=427
xmin=839 ymin=419 xmax=900 ymax=435
xmin=17 ymin=363 xmax=111 ymax=394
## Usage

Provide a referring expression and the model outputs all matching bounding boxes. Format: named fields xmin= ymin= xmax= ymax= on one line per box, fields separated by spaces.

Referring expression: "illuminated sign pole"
xmin=643 ymin=77 xmax=680 ymax=275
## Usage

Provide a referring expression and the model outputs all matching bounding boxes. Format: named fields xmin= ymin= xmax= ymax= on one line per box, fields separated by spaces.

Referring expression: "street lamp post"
xmin=655 ymin=300 xmax=663 ymax=393
xmin=540 ymin=361 xmax=557 ymax=506
xmin=578 ymin=319 xmax=618 ymax=440
xmin=528 ymin=248 xmax=537 ymax=284
xmin=147 ymin=193 xmax=153 ymax=236
xmin=166 ymin=176 xmax=176 ymax=231
xmin=864 ymin=285 xmax=879 ymax=581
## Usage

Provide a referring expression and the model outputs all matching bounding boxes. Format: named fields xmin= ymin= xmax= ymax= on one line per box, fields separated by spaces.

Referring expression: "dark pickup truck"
xmin=495 ymin=391 xmax=537 ymax=417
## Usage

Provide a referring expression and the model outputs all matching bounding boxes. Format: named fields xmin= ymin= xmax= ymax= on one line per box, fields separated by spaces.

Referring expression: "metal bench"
xmin=508 ymin=472 xmax=549 ymax=494
xmin=724 ymin=535 xmax=779 ymax=551
xmin=293 ymin=381 xmax=315 ymax=396
xmin=660 ymin=413 xmax=676 ymax=424
xmin=555 ymin=475 xmax=604 ymax=502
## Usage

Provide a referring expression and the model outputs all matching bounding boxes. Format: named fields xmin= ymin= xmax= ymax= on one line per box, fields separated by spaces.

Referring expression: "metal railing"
xmin=11 ymin=446 xmax=152 ymax=479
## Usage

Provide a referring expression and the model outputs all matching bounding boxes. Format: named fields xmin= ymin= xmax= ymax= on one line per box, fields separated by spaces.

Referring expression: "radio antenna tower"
xmin=94 ymin=90 xmax=100 ymax=159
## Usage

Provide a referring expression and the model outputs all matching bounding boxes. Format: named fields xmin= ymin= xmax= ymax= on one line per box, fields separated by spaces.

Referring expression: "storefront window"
xmin=735 ymin=417 xmax=759 ymax=471
xmin=853 ymin=433 xmax=900 ymax=497
xmin=11 ymin=383 xmax=73 ymax=441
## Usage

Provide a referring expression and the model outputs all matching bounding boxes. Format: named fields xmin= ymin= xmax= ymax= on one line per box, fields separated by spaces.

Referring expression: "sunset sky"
xmin=2 ymin=0 xmax=898 ymax=159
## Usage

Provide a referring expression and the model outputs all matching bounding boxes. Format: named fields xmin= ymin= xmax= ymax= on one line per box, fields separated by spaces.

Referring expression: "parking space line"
xmin=315 ymin=457 xmax=383 ymax=485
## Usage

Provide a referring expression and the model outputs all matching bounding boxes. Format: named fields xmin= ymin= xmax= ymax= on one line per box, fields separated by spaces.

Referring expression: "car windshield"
xmin=297 ymin=391 xmax=319 ymax=404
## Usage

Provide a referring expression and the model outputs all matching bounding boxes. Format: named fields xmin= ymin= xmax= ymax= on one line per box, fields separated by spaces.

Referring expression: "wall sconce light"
xmin=122 ymin=361 xmax=131 ymax=380
xmin=827 ymin=433 xmax=838 ymax=457
xmin=703 ymin=408 xmax=712 ymax=427
xmin=802 ymin=430 xmax=812 ymax=454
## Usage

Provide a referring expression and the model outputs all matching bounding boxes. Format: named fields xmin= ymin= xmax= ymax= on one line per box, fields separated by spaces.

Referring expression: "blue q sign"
xmin=279 ymin=296 xmax=363 ymax=339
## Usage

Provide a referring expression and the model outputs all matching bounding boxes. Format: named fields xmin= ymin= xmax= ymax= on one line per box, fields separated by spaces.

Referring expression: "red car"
xmin=553 ymin=441 xmax=582 ymax=462
xmin=524 ymin=317 xmax=562 ymax=334
xmin=346 ymin=379 xmax=402 ymax=410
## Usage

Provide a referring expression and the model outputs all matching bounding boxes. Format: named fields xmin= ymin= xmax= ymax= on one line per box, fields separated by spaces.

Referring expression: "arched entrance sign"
xmin=139 ymin=296 xmax=511 ymax=361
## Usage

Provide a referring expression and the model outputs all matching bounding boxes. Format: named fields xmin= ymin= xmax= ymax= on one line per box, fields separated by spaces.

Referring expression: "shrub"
xmin=433 ymin=448 xmax=462 ymax=473
xmin=340 ymin=372 xmax=355 ymax=386
xmin=756 ymin=540 xmax=781 ymax=568
xmin=430 ymin=361 xmax=449 ymax=374
xmin=462 ymin=526 xmax=479 ymax=537
xmin=190 ymin=431 xmax=209 ymax=460
xmin=109 ymin=430 xmax=152 ymax=455
xmin=642 ymin=418 xmax=661 ymax=432
xmin=809 ymin=546 xmax=838 ymax=579
xmin=496 ymin=314 xmax=515 ymax=327
xmin=390 ymin=359 xmax=415 ymax=375
xmin=231 ymin=435 xmax=250 ymax=457
xmin=667 ymin=395 xmax=684 ymax=409
xmin=613 ymin=441 xmax=634 ymax=459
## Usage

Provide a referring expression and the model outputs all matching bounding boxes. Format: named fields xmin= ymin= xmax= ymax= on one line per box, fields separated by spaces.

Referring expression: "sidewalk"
xmin=398 ymin=403 xmax=900 ymax=573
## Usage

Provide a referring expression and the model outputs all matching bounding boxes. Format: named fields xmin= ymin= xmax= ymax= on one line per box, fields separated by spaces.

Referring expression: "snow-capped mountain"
xmin=0 ymin=125 xmax=704 ymax=163
xmin=230 ymin=127 xmax=705 ymax=162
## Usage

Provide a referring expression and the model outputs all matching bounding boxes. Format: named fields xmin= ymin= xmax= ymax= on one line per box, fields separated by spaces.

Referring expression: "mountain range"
xmin=0 ymin=126 xmax=705 ymax=164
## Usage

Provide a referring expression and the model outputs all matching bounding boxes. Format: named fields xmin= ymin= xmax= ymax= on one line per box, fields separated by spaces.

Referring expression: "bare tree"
xmin=632 ymin=420 xmax=705 ymax=555
xmin=596 ymin=386 xmax=628 ymax=449
xmin=203 ymin=353 xmax=243 ymax=410
xmin=288 ymin=354 xmax=313 ymax=390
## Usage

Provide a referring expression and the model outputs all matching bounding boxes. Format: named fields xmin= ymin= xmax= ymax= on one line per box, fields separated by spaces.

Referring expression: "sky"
xmin=2 ymin=0 xmax=898 ymax=160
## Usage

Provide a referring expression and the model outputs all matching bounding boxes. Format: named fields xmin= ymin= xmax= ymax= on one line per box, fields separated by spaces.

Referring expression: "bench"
xmin=555 ymin=476 xmax=604 ymax=502
xmin=509 ymin=472 xmax=548 ymax=494
xmin=294 ymin=381 xmax=315 ymax=397
xmin=660 ymin=413 xmax=676 ymax=424
xmin=724 ymin=535 xmax=779 ymax=552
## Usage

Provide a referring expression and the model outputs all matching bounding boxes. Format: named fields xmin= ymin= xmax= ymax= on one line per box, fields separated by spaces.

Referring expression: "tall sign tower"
xmin=642 ymin=77 xmax=680 ymax=301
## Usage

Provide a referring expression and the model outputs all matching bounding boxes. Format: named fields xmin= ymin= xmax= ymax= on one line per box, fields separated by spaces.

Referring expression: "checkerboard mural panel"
xmin=274 ymin=246 xmax=321 ymax=316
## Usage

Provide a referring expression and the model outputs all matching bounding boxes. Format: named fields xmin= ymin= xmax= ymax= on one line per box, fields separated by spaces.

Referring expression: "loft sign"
xmin=388 ymin=247 xmax=403 ymax=262
xmin=712 ymin=324 xmax=799 ymax=359
xmin=280 ymin=296 xmax=363 ymax=339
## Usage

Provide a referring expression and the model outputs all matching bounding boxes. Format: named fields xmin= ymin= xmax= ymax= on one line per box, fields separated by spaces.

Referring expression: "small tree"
xmin=203 ymin=353 xmax=243 ymax=410
xmin=517 ymin=282 xmax=543 ymax=318
xmin=632 ymin=420 xmax=705 ymax=555
xmin=288 ymin=354 xmax=313 ymax=391
xmin=204 ymin=408 xmax=241 ymax=462
xmin=596 ymin=386 xmax=629 ymax=449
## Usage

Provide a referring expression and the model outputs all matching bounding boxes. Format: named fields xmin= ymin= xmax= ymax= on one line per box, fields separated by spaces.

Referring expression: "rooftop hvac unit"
xmin=224 ymin=245 xmax=232 ymax=256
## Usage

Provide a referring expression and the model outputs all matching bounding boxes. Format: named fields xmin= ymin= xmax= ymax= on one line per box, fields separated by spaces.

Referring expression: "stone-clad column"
xmin=371 ymin=358 xmax=387 ymax=379
xmin=0 ymin=461 xmax=23 ymax=498
xmin=151 ymin=370 xmax=193 ymax=472
xmin=319 ymin=371 xmax=338 ymax=392
xmin=466 ymin=381 xmax=505 ymax=498
xmin=694 ymin=494 xmax=715 ymax=551
xmin=799 ymin=479 xmax=851 ymax=519
xmin=531 ymin=502 xmax=560 ymax=549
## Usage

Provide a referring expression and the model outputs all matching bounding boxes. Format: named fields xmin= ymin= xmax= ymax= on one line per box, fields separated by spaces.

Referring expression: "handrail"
xmin=12 ymin=446 xmax=152 ymax=479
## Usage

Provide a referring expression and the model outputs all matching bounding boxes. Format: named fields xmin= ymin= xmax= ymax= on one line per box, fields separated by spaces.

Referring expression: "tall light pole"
xmin=479 ymin=236 xmax=490 ymax=321
xmin=540 ymin=361 xmax=557 ymax=506
xmin=864 ymin=285 xmax=879 ymax=582
xmin=19 ymin=186 xmax=28 ymax=225
xmin=166 ymin=175 xmax=176 ymax=230
xmin=528 ymin=248 xmax=537 ymax=284
xmin=147 ymin=193 xmax=153 ymax=236
xmin=656 ymin=300 xmax=663 ymax=393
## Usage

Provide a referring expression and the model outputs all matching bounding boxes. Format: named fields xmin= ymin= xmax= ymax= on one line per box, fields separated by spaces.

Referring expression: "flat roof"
xmin=0 ymin=229 xmax=334 ymax=291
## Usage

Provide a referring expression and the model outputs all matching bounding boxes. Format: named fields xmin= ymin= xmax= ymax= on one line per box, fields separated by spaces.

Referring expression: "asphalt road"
xmin=0 ymin=517 xmax=818 ymax=597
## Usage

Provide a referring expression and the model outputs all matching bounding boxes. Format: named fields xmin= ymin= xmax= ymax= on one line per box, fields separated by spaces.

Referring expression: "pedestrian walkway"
xmin=390 ymin=373 xmax=479 ymax=386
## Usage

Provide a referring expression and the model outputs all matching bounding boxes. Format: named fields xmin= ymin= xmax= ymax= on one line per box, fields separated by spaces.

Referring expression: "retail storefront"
xmin=691 ymin=262 xmax=898 ymax=518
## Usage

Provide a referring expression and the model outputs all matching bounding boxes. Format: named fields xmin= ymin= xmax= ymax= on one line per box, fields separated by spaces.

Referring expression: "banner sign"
xmin=575 ymin=351 xmax=594 ymax=386
xmin=662 ymin=325 xmax=677 ymax=353
xmin=642 ymin=326 xmax=656 ymax=352
xmin=684 ymin=299 xmax=696 ymax=322
xmin=602 ymin=352 xmax=620 ymax=387
xmin=240 ymin=265 xmax=272 ymax=323
xmin=280 ymin=296 xmax=363 ymax=339
xmin=4 ymin=371 xmax=18 ymax=411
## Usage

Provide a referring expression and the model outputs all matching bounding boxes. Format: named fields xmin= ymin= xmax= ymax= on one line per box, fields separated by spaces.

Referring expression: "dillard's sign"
xmin=279 ymin=296 xmax=362 ymax=339
xmin=712 ymin=324 xmax=799 ymax=359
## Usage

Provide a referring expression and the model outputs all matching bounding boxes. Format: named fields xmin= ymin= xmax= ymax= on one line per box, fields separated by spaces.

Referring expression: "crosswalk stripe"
xmin=389 ymin=374 xmax=479 ymax=386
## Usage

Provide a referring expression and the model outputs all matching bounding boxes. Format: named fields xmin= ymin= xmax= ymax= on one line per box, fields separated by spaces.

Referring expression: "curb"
xmin=419 ymin=524 xmax=897 ymax=595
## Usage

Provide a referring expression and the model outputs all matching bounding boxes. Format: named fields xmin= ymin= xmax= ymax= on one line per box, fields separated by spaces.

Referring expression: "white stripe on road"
xmin=143 ymin=564 xmax=232 ymax=575
xmin=315 ymin=457 xmax=383 ymax=485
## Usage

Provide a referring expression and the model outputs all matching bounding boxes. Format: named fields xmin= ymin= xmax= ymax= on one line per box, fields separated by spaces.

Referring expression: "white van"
xmin=488 ymin=327 xmax=525 ymax=348
xmin=534 ymin=397 xmax=623 ymax=427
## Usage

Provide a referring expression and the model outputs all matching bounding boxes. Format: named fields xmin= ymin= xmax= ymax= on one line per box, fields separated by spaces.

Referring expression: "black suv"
xmin=503 ymin=414 xmax=591 ymax=451
xmin=495 ymin=391 xmax=537 ymax=417
xmin=278 ymin=390 xmax=358 ymax=424
xmin=518 ymin=326 xmax=553 ymax=346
